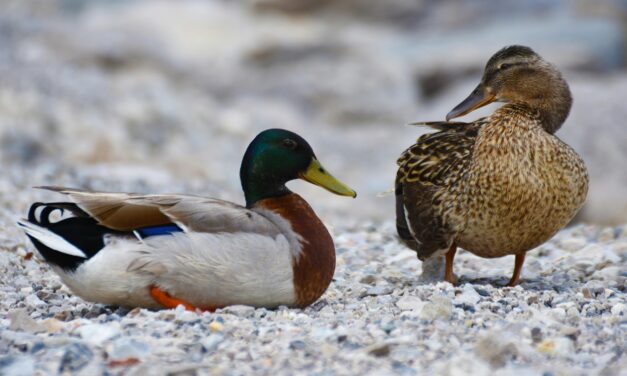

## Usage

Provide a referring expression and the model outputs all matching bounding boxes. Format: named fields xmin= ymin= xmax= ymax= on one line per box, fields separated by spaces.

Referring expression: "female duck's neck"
xmin=519 ymin=79 xmax=572 ymax=134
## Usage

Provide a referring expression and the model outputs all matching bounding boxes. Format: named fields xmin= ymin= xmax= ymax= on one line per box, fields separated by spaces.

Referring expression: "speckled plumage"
xmin=396 ymin=46 xmax=589 ymax=286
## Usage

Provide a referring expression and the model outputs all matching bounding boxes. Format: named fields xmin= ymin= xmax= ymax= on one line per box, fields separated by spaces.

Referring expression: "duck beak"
xmin=299 ymin=158 xmax=357 ymax=198
xmin=446 ymin=84 xmax=496 ymax=121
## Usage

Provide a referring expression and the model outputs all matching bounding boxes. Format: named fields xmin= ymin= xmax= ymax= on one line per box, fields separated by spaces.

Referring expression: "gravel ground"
xmin=1 ymin=208 xmax=626 ymax=375
xmin=1 ymin=1 xmax=626 ymax=375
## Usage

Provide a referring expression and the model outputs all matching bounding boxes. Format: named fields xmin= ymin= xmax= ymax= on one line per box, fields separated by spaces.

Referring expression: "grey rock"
xmin=0 ymin=356 xmax=35 ymax=376
xmin=474 ymin=334 xmax=518 ymax=368
xmin=58 ymin=343 xmax=93 ymax=373
xmin=368 ymin=343 xmax=392 ymax=357
xmin=201 ymin=334 xmax=224 ymax=353
xmin=531 ymin=327 xmax=543 ymax=343
xmin=289 ymin=340 xmax=306 ymax=350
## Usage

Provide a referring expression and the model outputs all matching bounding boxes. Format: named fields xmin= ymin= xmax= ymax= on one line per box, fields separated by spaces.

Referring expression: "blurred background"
xmin=0 ymin=0 xmax=626 ymax=226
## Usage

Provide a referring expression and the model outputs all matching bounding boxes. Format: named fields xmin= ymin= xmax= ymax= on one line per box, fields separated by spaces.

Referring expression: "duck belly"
xmin=130 ymin=232 xmax=297 ymax=309
xmin=457 ymin=135 xmax=588 ymax=258
xmin=52 ymin=232 xmax=299 ymax=309
xmin=54 ymin=239 xmax=162 ymax=309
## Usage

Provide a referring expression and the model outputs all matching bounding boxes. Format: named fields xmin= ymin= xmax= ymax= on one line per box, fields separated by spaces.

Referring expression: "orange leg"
xmin=150 ymin=286 xmax=220 ymax=312
xmin=444 ymin=242 xmax=458 ymax=285
xmin=507 ymin=253 xmax=526 ymax=287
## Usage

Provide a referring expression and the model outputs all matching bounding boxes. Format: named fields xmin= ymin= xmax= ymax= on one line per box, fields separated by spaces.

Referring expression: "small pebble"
xmin=365 ymin=285 xmax=393 ymax=296
xmin=536 ymin=337 xmax=574 ymax=357
xmin=368 ymin=343 xmax=391 ymax=357
xmin=610 ymin=303 xmax=626 ymax=316
xmin=58 ymin=343 xmax=93 ymax=373
xmin=76 ymin=324 xmax=120 ymax=345
xmin=420 ymin=296 xmax=453 ymax=321
xmin=221 ymin=305 xmax=255 ymax=318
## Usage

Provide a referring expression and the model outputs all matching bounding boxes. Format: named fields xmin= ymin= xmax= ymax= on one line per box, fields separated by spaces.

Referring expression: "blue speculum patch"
xmin=135 ymin=224 xmax=184 ymax=239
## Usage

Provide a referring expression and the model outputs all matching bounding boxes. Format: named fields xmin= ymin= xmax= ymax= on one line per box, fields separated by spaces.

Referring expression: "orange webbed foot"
xmin=149 ymin=286 xmax=220 ymax=312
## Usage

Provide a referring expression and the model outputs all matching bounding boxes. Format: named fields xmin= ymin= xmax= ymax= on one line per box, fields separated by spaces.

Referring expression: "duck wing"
xmin=395 ymin=121 xmax=482 ymax=260
xmin=37 ymin=186 xmax=280 ymax=236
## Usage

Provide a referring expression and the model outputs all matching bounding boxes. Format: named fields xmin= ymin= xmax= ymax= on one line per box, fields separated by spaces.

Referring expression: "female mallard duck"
xmin=18 ymin=129 xmax=356 ymax=310
xmin=396 ymin=45 xmax=588 ymax=286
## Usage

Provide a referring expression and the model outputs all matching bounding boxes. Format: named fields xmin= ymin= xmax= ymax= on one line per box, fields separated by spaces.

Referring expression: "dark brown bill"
xmin=446 ymin=84 xmax=496 ymax=121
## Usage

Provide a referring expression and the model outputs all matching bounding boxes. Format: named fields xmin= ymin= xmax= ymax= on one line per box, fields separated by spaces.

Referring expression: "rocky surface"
xmin=0 ymin=1 xmax=626 ymax=375
xmin=0 ymin=222 xmax=625 ymax=375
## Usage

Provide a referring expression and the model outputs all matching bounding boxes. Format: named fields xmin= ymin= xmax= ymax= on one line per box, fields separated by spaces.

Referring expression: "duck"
xmin=395 ymin=45 xmax=588 ymax=286
xmin=18 ymin=128 xmax=356 ymax=310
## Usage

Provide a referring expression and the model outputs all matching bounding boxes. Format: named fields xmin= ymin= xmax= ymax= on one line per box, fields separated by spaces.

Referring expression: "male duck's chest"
xmin=255 ymin=194 xmax=336 ymax=307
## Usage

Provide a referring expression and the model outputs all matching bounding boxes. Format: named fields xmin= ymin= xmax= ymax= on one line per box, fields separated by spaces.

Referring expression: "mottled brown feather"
xmin=396 ymin=121 xmax=482 ymax=260
xmin=396 ymin=103 xmax=588 ymax=262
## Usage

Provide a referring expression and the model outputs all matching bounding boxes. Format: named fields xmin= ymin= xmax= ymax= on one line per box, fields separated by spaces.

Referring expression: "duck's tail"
xmin=17 ymin=202 xmax=119 ymax=271
xmin=18 ymin=202 xmax=185 ymax=271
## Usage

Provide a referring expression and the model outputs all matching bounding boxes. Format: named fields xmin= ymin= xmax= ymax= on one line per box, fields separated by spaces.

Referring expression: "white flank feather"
xmin=17 ymin=220 xmax=87 ymax=258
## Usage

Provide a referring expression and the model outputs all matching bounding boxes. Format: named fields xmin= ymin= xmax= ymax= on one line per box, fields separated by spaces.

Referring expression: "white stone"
xmin=420 ymin=296 xmax=453 ymax=320
xmin=366 ymin=285 xmax=393 ymax=296
xmin=76 ymin=324 xmax=121 ymax=346
xmin=24 ymin=294 xmax=45 ymax=307
xmin=396 ymin=296 xmax=425 ymax=311
xmin=107 ymin=338 xmax=150 ymax=361
xmin=611 ymin=303 xmax=626 ymax=316
xmin=221 ymin=305 xmax=255 ymax=317
xmin=454 ymin=285 xmax=481 ymax=306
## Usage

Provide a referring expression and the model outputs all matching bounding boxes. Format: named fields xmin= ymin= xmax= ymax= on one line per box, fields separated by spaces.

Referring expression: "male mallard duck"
xmin=396 ymin=45 xmax=588 ymax=286
xmin=18 ymin=129 xmax=356 ymax=310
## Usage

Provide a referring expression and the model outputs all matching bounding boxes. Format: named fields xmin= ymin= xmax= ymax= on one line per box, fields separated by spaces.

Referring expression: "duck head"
xmin=240 ymin=128 xmax=356 ymax=207
xmin=446 ymin=45 xmax=572 ymax=133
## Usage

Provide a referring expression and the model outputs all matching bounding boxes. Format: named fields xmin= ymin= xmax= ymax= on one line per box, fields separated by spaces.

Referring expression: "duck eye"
xmin=499 ymin=63 xmax=512 ymax=70
xmin=282 ymin=139 xmax=298 ymax=150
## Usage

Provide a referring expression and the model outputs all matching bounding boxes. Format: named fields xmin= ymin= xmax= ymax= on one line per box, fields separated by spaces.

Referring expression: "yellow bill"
xmin=299 ymin=158 xmax=357 ymax=198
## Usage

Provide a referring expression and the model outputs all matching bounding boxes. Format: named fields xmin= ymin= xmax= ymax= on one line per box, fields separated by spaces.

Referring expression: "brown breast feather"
xmin=256 ymin=194 xmax=335 ymax=308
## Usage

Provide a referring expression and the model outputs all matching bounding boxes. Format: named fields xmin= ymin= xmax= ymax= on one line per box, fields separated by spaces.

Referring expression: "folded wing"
xmin=38 ymin=186 xmax=281 ymax=236
xmin=395 ymin=121 xmax=481 ymax=259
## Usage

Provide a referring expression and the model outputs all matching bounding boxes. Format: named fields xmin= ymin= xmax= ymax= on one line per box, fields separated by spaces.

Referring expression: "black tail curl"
xmin=24 ymin=202 xmax=127 ymax=271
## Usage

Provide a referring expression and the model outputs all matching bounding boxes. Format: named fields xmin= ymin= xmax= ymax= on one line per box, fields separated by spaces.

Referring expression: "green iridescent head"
xmin=239 ymin=129 xmax=356 ymax=207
